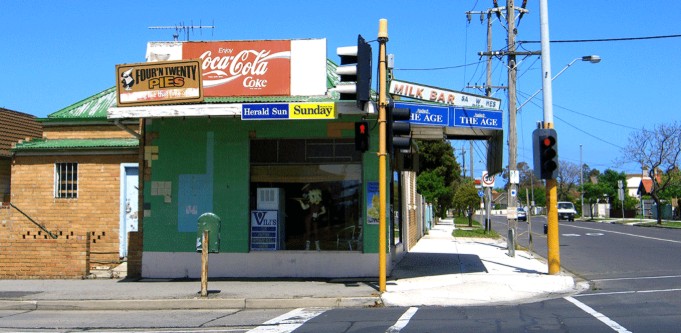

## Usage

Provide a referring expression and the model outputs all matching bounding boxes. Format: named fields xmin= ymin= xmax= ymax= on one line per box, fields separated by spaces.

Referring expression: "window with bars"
xmin=54 ymin=163 xmax=78 ymax=198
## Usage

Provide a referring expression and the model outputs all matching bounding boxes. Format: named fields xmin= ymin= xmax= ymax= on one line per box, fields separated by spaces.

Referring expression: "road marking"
xmin=246 ymin=308 xmax=326 ymax=333
xmin=573 ymin=288 xmax=681 ymax=297
xmin=386 ymin=307 xmax=419 ymax=333
xmin=562 ymin=233 xmax=581 ymax=237
xmin=564 ymin=296 xmax=632 ymax=333
xmin=562 ymin=224 xmax=681 ymax=244
xmin=585 ymin=233 xmax=605 ymax=236
xmin=592 ymin=274 xmax=681 ymax=282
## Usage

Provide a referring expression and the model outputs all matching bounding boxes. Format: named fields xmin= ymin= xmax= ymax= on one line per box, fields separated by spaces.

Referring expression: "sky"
xmin=2 ymin=0 xmax=680 ymax=179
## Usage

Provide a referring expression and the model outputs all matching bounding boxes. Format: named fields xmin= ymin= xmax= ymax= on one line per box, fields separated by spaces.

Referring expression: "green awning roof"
xmin=12 ymin=138 xmax=139 ymax=151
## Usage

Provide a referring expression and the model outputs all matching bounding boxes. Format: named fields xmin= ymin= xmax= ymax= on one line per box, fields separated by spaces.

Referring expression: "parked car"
xmin=557 ymin=201 xmax=577 ymax=221
xmin=517 ymin=207 xmax=527 ymax=221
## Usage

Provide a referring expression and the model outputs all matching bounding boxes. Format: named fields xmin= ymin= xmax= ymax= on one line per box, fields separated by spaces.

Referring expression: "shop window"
xmin=55 ymin=162 xmax=78 ymax=198
xmin=250 ymin=139 xmax=362 ymax=251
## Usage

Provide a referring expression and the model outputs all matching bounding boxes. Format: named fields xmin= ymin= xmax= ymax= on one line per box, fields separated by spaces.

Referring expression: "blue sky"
xmin=2 ymin=1 xmax=680 ymax=178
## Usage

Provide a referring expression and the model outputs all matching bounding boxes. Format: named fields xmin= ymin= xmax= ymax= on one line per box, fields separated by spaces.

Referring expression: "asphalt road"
xmin=491 ymin=215 xmax=681 ymax=332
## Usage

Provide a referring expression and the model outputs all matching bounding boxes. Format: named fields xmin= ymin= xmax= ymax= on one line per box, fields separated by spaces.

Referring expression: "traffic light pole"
xmin=377 ymin=19 xmax=388 ymax=292
xmin=539 ymin=0 xmax=560 ymax=274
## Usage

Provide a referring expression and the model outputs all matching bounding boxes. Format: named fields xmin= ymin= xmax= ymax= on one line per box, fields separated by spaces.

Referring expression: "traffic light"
xmin=334 ymin=35 xmax=372 ymax=109
xmin=532 ymin=128 xmax=559 ymax=179
xmin=387 ymin=102 xmax=411 ymax=150
xmin=354 ymin=121 xmax=369 ymax=152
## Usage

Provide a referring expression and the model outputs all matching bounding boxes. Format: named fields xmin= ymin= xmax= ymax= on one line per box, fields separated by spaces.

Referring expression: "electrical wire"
xmin=394 ymin=61 xmax=484 ymax=71
xmin=518 ymin=33 xmax=681 ymax=44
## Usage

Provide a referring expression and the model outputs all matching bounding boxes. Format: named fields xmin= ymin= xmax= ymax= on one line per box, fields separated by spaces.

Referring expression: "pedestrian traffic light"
xmin=387 ymin=102 xmax=411 ymax=151
xmin=334 ymin=35 xmax=372 ymax=109
xmin=533 ymin=128 xmax=559 ymax=179
xmin=354 ymin=121 xmax=369 ymax=152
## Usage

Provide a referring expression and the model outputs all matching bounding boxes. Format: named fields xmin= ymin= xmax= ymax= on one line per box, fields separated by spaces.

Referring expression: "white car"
xmin=557 ymin=202 xmax=577 ymax=221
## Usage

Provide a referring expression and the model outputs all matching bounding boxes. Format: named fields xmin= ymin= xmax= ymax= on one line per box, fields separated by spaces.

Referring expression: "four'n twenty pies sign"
xmin=116 ymin=60 xmax=203 ymax=106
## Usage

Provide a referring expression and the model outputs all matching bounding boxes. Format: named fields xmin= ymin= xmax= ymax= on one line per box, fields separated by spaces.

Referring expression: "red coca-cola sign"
xmin=183 ymin=41 xmax=291 ymax=96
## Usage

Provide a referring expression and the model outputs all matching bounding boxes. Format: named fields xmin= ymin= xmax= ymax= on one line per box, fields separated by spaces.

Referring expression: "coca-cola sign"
xmin=183 ymin=41 xmax=291 ymax=96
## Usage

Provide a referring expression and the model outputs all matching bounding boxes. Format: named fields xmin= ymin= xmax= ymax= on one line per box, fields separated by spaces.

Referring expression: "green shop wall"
xmin=143 ymin=115 xmax=382 ymax=253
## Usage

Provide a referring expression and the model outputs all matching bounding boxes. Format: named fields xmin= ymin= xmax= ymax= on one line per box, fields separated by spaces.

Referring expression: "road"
xmin=2 ymin=217 xmax=681 ymax=332
xmin=491 ymin=215 xmax=681 ymax=332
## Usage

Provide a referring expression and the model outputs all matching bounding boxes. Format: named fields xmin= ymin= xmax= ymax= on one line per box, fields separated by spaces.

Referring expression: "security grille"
xmin=54 ymin=162 xmax=78 ymax=198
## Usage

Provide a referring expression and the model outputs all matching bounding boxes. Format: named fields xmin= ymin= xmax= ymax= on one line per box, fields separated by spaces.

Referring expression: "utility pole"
xmin=506 ymin=0 xmax=519 ymax=256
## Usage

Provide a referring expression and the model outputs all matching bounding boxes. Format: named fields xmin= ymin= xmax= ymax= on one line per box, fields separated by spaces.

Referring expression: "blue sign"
xmin=393 ymin=101 xmax=503 ymax=130
xmin=453 ymin=108 xmax=502 ymax=129
xmin=393 ymin=102 xmax=449 ymax=126
xmin=478 ymin=190 xmax=484 ymax=198
xmin=242 ymin=103 xmax=289 ymax=120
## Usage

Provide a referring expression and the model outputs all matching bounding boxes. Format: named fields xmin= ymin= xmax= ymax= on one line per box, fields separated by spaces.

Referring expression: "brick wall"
xmin=3 ymin=153 xmax=137 ymax=277
xmin=406 ymin=172 xmax=420 ymax=249
xmin=0 ymin=227 xmax=90 ymax=279
xmin=44 ymin=125 xmax=138 ymax=140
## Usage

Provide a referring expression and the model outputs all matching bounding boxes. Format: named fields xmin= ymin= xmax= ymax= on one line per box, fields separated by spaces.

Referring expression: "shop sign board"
xmin=453 ymin=108 xmax=502 ymax=130
xmin=145 ymin=39 xmax=327 ymax=97
xmin=250 ymin=210 xmax=280 ymax=251
xmin=183 ymin=40 xmax=291 ymax=97
xmin=116 ymin=60 xmax=203 ymax=106
xmin=393 ymin=102 xmax=449 ymax=126
xmin=241 ymin=102 xmax=335 ymax=120
xmin=389 ymin=79 xmax=501 ymax=110
xmin=392 ymin=102 xmax=502 ymax=130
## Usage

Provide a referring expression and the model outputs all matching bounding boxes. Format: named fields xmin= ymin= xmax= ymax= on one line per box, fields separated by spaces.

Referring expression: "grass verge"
xmin=452 ymin=216 xmax=500 ymax=238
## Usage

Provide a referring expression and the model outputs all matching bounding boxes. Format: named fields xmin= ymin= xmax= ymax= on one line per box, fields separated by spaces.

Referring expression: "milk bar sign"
xmin=116 ymin=60 xmax=203 ymax=106
xmin=389 ymin=79 xmax=501 ymax=110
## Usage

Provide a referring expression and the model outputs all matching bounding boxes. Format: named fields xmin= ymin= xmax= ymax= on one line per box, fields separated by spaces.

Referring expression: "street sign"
xmin=510 ymin=170 xmax=520 ymax=184
xmin=478 ymin=190 xmax=484 ymax=198
xmin=481 ymin=171 xmax=495 ymax=187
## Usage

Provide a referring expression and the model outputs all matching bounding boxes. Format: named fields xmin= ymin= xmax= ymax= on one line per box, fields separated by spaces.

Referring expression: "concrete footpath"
xmin=0 ymin=219 xmax=583 ymax=310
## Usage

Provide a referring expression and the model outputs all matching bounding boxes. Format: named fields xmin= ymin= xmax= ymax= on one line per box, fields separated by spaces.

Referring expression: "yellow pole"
xmin=377 ymin=18 xmax=388 ymax=292
xmin=545 ymin=122 xmax=560 ymax=274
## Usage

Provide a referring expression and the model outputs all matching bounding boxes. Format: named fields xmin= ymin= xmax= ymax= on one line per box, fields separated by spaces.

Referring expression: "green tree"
xmin=453 ymin=179 xmax=481 ymax=227
xmin=415 ymin=140 xmax=461 ymax=218
xmin=581 ymin=182 xmax=612 ymax=219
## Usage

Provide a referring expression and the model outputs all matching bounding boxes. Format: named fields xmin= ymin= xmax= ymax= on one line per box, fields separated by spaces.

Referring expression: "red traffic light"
xmin=542 ymin=136 xmax=556 ymax=147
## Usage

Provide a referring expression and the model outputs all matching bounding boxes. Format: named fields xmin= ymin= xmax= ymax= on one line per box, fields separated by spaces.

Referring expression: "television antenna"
xmin=149 ymin=20 xmax=215 ymax=41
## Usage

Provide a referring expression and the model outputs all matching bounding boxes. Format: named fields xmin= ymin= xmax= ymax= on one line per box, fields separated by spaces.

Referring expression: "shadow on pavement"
xmin=389 ymin=252 xmax=487 ymax=279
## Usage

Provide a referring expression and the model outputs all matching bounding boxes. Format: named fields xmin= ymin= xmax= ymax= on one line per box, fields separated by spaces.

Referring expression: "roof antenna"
xmin=149 ymin=20 xmax=215 ymax=41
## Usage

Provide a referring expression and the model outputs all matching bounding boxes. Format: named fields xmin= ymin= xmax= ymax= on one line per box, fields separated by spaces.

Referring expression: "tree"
xmin=453 ymin=179 xmax=481 ymax=227
xmin=415 ymin=140 xmax=461 ymax=218
xmin=581 ymin=182 xmax=612 ymax=219
xmin=620 ymin=122 xmax=681 ymax=224
xmin=557 ymin=161 xmax=581 ymax=202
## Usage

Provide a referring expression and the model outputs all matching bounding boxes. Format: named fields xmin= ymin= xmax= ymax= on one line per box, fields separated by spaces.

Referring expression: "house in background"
xmin=0 ymin=108 xmax=42 ymax=203
xmin=1 ymin=88 xmax=140 ymax=278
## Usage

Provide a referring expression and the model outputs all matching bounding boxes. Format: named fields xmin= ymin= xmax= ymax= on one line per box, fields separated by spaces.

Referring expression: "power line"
xmin=518 ymin=33 xmax=681 ymax=44
xmin=394 ymin=61 xmax=485 ymax=71
xmin=516 ymin=89 xmax=641 ymax=130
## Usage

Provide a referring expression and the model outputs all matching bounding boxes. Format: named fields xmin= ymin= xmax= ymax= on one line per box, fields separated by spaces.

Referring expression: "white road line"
xmin=564 ymin=296 xmax=632 ymax=333
xmin=592 ymin=274 xmax=681 ymax=282
xmin=246 ymin=308 xmax=326 ymax=333
xmin=574 ymin=288 xmax=681 ymax=297
xmin=386 ymin=307 xmax=419 ymax=333
xmin=562 ymin=224 xmax=681 ymax=244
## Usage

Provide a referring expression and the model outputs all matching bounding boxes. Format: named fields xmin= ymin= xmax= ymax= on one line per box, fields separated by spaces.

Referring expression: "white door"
xmin=120 ymin=164 xmax=139 ymax=258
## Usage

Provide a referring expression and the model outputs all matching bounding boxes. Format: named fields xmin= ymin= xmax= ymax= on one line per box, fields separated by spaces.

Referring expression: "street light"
xmin=517 ymin=55 xmax=601 ymax=113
